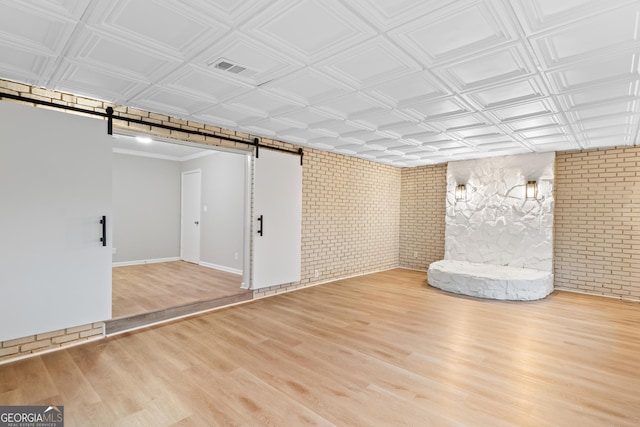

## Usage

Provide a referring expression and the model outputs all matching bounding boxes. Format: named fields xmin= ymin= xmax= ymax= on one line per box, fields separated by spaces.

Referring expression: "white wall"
xmin=112 ymin=153 xmax=181 ymax=263
xmin=183 ymin=151 xmax=245 ymax=273
xmin=445 ymin=152 xmax=555 ymax=271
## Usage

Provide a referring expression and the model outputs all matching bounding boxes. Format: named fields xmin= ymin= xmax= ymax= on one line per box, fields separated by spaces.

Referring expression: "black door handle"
xmin=257 ymin=215 xmax=263 ymax=236
xmin=100 ymin=215 xmax=107 ymax=247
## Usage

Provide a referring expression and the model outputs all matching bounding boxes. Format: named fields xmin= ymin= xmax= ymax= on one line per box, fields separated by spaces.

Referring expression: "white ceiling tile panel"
xmin=276 ymin=127 xmax=314 ymax=142
xmin=435 ymin=146 xmax=480 ymax=156
xmin=577 ymin=115 xmax=636 ymax=130
xmin=453 ymin=125 xmax=503 ymax=139
xmin=405 ymin=151 xmax=444 ymax=160
xmin=348 ymin=0 xmax=456 ymax=30
xmin=334 ymin=143 xmax=372 ymax=155
xmin=422 ymin=140 xmax=465 ymax=151
xmin=524 ymin=133 xmax=574 ymax=143
xmin=14 ymin=0 xmax=91 ymax=20
xmin=580 ymin=126 xmax=634 ymax=139
xmin=225 ymin=89 xmax=303 ymax=118
xmin=559 ymin=81 xmax=638 ymax=110
xmin=436 ymin=44 xmax=535 ymax=91
xmin=530 ymin=4 xmax=640 ymax=68
xmin=63 ymin=30 xmax=181 ymax=83
xmin=53 ymin=61 xmax=146 ymax=100
xmin=314 ymin=92 xmax=387 ymax=119
xmin=243 ymin=0 xmax=375 ymax=62
xmin=366 ymin=138 xmax=409 ymax=151
xmin=546 ymin=53 xmax=638 ymax=92
xmin=385 ymin=144 xmax=431 ymax=155
xmin=518 ymin=126 xmax=569 ymax=140
xmin=85 ymin=0 xmax=226 ymax=57
xmin=274 ymin=108 xmax=335 ymax=128
xmin=511 ymin=0 xmax=636 ymax=34
xmin=261 ymin=68 xmax=352 ymax=105
xmin=309 ymin=119 xmax=365 ymax=137
xmin=365 ymin=71 xmax=449 ymax=108
xmin=163 ymin=66 xmax=251 ymax=104
xmin=466 ymin=134 xmax=517 ymax=145
xmin=401 ymin=97 xmax=471 ymax=120
xmin=358 ymin=148 xmax=387 ymax=159
xmin=244 ymin=118 xmax=300 ymax=137
xmin=465 ymin=76 xmax=548 ymax=109
xmin=474 ymin=141 xmax=527 ymax=151
xmin=130 ymin=86 xmax=212 ymax=117
xmin=378 ymin=122 xmax=438 ymax=139
xmin=193 ymin=104 xmax=264 ymax=128
xmin=182 ymin=0 xmax=265 ymax=25
xmin=581 ymin=134 xmax=635 ymax=148
xmin=569 ymin=101 xmax=637 ymax=121
xmin=194 ymin=34 xmax=304 ymax=86
xmin=0 ymin=1 xmax=79 ymax=55
xmin=390 ymin=0 xmax=518 ymax=65
xmin=503 ymin=114 xmax=562 ymax=132
xmin=340 ymin=130 xmax=391 ymax=144
xmin=530 ymin=142 xmax=577 ymax=152
xmin=489 ymin=99 xmax=559 ymax=123
xmin=0 ymin=44 xmax=52 ymax=84
xmin=318 ymin=37 xmax=422 ymax=89
xmin=306 ymin=136 xmax=345 ymax=149
xmin=431 ymin=113 xmax=488 ymax=131
xmin=350 ymin=109 xmax=417 ymax=131
xmin=376 ymin=154 xmax=407 ymax=164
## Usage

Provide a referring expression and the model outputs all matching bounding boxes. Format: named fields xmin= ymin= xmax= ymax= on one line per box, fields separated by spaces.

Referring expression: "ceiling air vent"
xmin=210 ymin=58 xmax=257 ymax=78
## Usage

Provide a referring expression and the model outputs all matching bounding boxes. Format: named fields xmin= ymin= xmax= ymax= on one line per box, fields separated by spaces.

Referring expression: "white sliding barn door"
xmin=0 ymin=102 xmax=112 ymax=341
xmin=251 ymin=149 xmax=302 ymax=289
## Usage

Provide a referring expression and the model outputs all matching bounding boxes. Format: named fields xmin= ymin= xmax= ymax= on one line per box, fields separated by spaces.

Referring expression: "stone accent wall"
xmin=445 ymin=153 xmax=555 ymax=271
xmin=399 ymin=164 xmax=446 ymax=270
xmin=0 ymin=322 xmax=103 ymax=364
xmin=555 ymin=147 xmax=640 ymax=300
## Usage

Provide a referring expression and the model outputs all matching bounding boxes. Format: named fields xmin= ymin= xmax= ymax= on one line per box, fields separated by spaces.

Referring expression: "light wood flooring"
xmin=3 ymin=268 xmax=640 ymax=426
xmin=112 ymin=261 xmax=247 ymax=318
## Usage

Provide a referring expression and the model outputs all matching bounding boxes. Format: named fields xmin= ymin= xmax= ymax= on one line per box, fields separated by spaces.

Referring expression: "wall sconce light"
xmin=526 ymin=181 xmax=538 ymax=199
xmin=455 ymin=184 xmax=466 ymax=201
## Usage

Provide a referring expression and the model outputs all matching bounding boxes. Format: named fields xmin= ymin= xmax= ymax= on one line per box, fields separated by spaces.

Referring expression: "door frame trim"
xmin=180 ymin=168 xmax=202 ymax=264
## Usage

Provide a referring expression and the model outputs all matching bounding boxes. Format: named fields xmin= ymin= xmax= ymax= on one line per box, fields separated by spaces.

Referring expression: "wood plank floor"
xmin=3 ymin=268 xmax=640 ymax=426
xmin=112 ymin=261 xmax=248 ymax=318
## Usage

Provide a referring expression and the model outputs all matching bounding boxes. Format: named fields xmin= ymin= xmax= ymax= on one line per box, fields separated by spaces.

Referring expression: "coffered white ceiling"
xmin=0 ymin=0 xmax=639 ymax=166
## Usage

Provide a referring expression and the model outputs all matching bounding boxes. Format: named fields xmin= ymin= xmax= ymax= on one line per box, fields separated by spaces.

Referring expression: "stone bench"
xmin=427 ymin=260 xmax=553 ymax=301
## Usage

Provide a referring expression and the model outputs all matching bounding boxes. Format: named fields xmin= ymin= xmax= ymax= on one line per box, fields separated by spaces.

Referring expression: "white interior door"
xmin=181 ymin=169 xmax=201 ymax=264
xmin=0 ymin=101 xmax=112 ymax=342
xmin=252 ymin=149 xmax=302 ymax=289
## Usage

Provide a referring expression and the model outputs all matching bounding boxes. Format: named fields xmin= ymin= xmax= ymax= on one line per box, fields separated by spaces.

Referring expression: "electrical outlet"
xmin=112 ymin=247 xmax=117 ymax=254
xmin=314 ymin=270 xmax=319 ymax=278
xmin=234 ymin=252 xmax=238 ymax=260
xmin=413 ymin=251 xmax=418 ymax=259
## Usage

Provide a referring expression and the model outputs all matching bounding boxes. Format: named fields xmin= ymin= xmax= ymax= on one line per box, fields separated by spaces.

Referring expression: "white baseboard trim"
xmin=400 ymin=266 xmax=428 ymax=273
xmin=113 ymin=257 xmax=180 ymax=267
xmin=199 ymin=261 xmax=242 ymax=276
xmin=252 ymin=265 xmax=401 ymax=298
xmin=554 ymin=287 xmax=640 ymax=303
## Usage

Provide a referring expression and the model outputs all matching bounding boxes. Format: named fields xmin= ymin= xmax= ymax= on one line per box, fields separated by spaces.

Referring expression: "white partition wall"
xmin=0 ymin=102 xmax=112 ymax=341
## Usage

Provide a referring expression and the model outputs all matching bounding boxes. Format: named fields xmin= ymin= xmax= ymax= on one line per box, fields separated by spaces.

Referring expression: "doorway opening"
xmin=109 ymin=132 xmax=252 ymax=325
